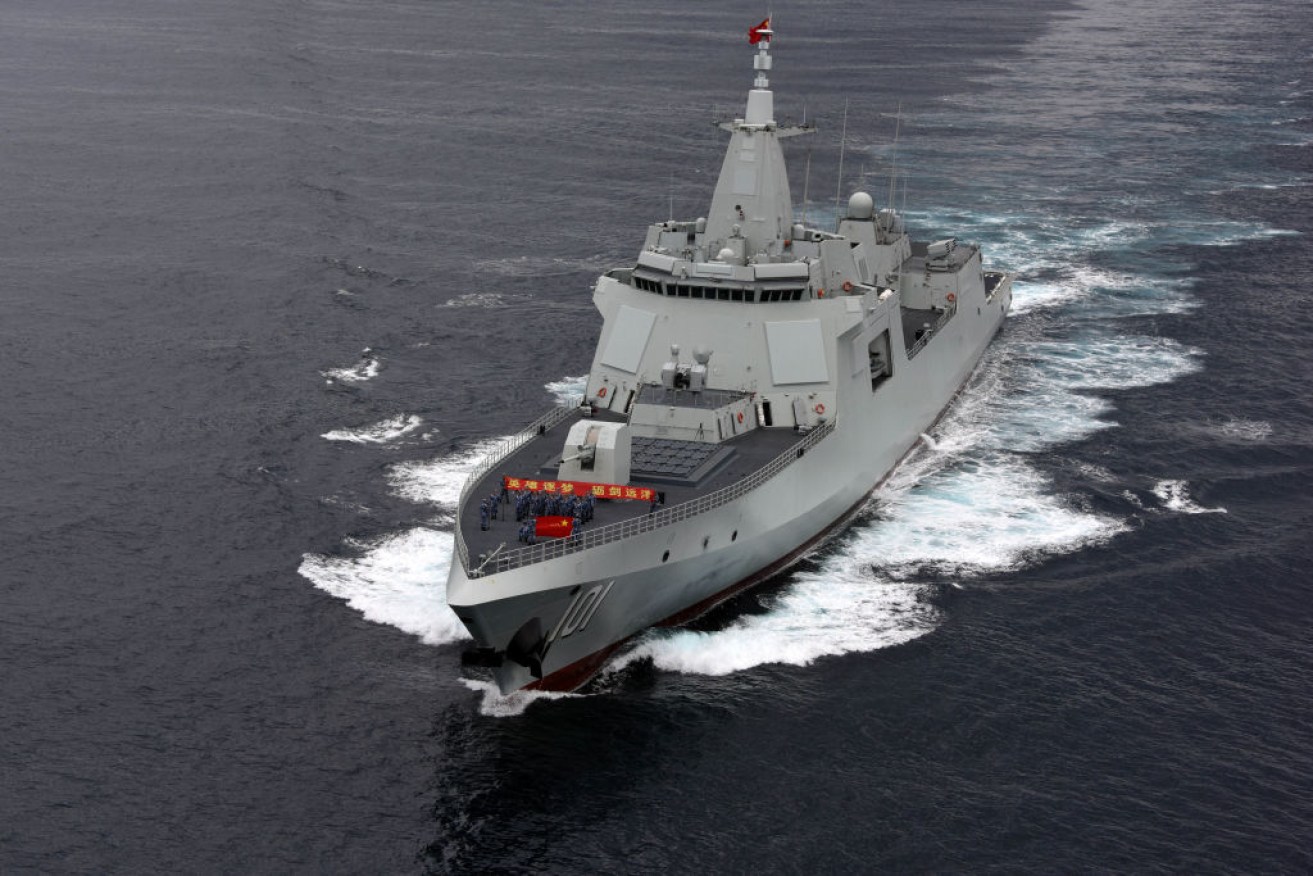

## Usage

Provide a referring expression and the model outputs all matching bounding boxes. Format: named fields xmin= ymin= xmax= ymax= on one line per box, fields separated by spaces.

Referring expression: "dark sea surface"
xmin=3 ymin=0 xmax=1311 ymax=872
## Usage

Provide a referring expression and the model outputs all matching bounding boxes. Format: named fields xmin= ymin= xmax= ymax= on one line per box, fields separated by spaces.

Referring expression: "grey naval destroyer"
xmin=447 ymin=23 xmax=1013 ymax=694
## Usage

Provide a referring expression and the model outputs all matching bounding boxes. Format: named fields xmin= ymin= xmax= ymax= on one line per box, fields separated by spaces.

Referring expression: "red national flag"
xmin=535 ymin=515 xmax=575 ymax=539
xmin=748 ymin=18 xmax=771 ymax=45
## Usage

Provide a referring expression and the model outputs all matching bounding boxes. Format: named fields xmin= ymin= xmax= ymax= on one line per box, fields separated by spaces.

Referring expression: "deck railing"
xmin=452 ymin=399 xmax=582 ymax=573
xmin=463 ymin=418 xmax=837 ymax=577
xmin=906 ymin=305 xmax=956 ymax=360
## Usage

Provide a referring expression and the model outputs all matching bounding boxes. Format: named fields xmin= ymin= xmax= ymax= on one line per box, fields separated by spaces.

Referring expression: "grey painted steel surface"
xmin=445 ymin=30 xmax=1013 ymax=693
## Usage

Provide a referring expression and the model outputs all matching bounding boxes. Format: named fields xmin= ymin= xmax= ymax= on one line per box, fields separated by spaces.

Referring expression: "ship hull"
xmin=447 ymin=282 xmax=1010 ymax=694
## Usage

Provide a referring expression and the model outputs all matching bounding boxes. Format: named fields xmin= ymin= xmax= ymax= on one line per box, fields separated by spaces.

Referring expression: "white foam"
xmin=619 ymin=456 xmax=1125 ymax=680
xmin=442 ymin=292 xmax=521 ymax=308
xmin=1025 ymin=334 xmax=1201 ymax=392
xmin=545 ymin=374 xmax=587 ymax=405
xmin=1011 ymin=269 xmax=1195 ymax=318
xmin=1217 ymin=418 xmax=1273 ymax=442
xmin=1074 ymin=462 xmax=1117 ymax=483
xmin=298 ymin=527 xmax=469 ymax=646
xmin=620 ymin=574 xmax=934 ymax=677
xmin=870 ymin=456 xmax=1128 ymax=576
xmin=614 ymin=437 xmax=1127 ymax=682
xmin=1152 ymin=480 xmax=1227 ymax=515
xmin=971 ymin=332 xmax=1201 ymax=452
xmin=322 ymin=414 xmax=423 ymax=445
xmin=459 ymin=678 xmax=586 ymax=717
xmin=322 ymin=348 xmax=380 ymax=384
xmin=388 ymin=438 xmax=507 ymax=507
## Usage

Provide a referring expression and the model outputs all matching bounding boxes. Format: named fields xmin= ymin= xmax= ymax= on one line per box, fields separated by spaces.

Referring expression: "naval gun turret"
xmin=557 ymin=421 xmax=632 ymax=483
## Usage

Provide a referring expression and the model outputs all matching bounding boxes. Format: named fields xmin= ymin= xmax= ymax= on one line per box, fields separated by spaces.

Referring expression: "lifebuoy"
xmin=736 ymin=411 xmax=744 ymax=424
xmin=946 ymin=292 xmax=956 ymax=303
xmin=597 ymin=386 xmax=608 ymax=398
xmin=814 ymin=403 xmax=825 ymax=415
xmin=842 ymin=280 xmax=854 ymax=293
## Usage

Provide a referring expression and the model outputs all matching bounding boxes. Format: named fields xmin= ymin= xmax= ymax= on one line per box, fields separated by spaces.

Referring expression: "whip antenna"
xmin=801 ymin=147 xmax=812 ymax=226
xmin=834 ymin=99 xmax=849 ymax=224
xmin=887 ymin=103 xmax=902 ymax=216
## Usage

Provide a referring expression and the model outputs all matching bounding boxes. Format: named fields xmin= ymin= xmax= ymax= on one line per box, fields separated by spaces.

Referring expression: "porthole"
xmin=731 ymin=530 xmax=738 ymax=541
xmin=662 ymin=550 xmax=669 ymax=563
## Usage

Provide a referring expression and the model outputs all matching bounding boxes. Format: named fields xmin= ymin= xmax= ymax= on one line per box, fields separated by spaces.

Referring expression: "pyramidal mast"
xmin=704 ymin=20 xmax=811 ymax=262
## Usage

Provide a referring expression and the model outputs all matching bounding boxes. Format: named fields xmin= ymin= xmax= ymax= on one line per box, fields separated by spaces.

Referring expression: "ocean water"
xmin=3 ymin=0 xmax=1311 ymax=872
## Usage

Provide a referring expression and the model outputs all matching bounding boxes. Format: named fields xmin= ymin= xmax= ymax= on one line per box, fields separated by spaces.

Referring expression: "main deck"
xmin=456 ymin=404 xmax=829 ymax=576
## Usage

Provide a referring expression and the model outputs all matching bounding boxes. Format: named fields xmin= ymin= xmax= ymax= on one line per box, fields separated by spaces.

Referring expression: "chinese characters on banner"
xmin=502 ymin=476 xmax=655 ymax=502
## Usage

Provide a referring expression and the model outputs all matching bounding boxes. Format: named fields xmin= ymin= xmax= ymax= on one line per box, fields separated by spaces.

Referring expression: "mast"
xmin=702 ymin=20 xmax=796 ymax=263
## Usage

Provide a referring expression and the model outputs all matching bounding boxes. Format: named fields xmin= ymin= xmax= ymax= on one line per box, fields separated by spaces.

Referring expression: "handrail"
xmin=452 ymin=398 xmax=582 ymax=572
xmin=906 ymin=305 xmax=956 ymax=360
xmin=466 ymin=419 xmax=837 ymax=577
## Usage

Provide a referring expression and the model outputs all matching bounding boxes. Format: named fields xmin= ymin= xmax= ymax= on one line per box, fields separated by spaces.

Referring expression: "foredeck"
xmin=455 ymin=404 xmax=834 ymax=576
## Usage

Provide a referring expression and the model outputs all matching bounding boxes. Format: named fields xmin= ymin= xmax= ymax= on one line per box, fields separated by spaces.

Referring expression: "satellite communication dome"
xmin=848 ymin=191 xmax=875 ymax=219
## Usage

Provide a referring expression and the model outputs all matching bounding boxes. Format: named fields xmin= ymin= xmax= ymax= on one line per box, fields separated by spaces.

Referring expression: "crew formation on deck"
xmin=477 ymin=475 xmax=664 ymax=546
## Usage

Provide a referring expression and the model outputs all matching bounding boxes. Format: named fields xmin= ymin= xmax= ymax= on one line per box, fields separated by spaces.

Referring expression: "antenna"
xmin=887 ymin=102 xmax=902 ymax=219
xmin=669 ymin=172 xmax=674 ymax=222
xmin=834 ymin=99 xmax=849 ymax=224
xmin=801 ymin=147 xmax=812 ymax=226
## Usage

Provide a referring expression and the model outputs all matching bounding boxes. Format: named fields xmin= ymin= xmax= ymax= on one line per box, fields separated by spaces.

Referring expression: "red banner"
xmin=534 ymin=516 xmax=575 ymax=539
xmin=748 ymin=18 xmax=771 ymax=45
xmin=503 ymin=476 xmax=655 ymax=502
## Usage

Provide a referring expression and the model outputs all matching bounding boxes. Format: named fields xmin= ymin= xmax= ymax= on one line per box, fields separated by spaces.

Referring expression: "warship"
xmin=447 ymin=22 xmax=1012 ymax=694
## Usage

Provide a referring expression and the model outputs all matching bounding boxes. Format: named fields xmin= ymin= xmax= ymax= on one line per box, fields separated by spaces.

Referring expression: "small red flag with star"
xmin=534 ymin=516 xmax=575 ymax=539
xmin=748 ymin=18 xmax=771 ymax=45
